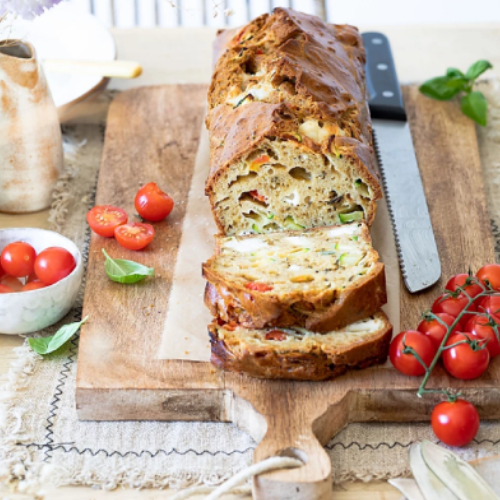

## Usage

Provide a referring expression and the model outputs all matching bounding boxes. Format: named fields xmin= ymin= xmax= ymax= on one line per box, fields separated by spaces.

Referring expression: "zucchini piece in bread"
xmin=209 ymin=311 xmax=392 ymax=381
xmin=202 ymin=222 xmax=387 ymax=333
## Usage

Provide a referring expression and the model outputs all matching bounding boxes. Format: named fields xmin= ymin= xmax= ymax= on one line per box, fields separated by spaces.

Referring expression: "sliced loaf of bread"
xmin=209 ymin=311 xmax=392 ymax=381
xmin=202 ymin=221 xmax=386 ymax=333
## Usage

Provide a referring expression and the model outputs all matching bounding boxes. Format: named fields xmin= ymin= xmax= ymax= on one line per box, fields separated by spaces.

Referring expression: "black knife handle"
xmin=362 ymin=32 xmax=407 ymax=121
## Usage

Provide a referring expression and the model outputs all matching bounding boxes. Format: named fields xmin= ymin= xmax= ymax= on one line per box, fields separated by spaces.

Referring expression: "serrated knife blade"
xmin=362 ymin=32 xmax=441 ymax=293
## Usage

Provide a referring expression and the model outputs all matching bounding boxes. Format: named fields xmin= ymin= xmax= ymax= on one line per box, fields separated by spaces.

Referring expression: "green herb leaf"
xmin=446 ymin=67 xmax=465 ymax=78
xmin=419 ymin=75 xmax=468 ymax=101
xmin=29 ymin=316 xmax=89 ymax=355
xmin=461 ymin=91 xmax=488 ymax=126
xmin=102 ymin=249 xmax=154 ymax=284
xmin=465 ymin=59 xmax=493 ymax=80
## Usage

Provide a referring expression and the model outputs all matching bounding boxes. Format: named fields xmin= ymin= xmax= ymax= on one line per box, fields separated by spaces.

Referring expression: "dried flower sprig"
xmin=0 ymin=0 xmax=63 ymax=20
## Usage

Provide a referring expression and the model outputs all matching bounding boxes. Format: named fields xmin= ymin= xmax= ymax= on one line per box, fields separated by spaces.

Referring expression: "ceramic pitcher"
xmin=0 ymin=40 xmax=63 ymax=213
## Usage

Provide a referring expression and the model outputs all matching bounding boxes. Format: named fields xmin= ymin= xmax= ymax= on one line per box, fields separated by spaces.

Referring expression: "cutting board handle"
xmin=232 ymin=383 xmax=350 ymax=500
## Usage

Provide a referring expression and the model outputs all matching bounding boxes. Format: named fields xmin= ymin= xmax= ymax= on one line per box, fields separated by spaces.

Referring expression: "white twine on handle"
xmin=170 ymin=456 xmax=303 ymax=500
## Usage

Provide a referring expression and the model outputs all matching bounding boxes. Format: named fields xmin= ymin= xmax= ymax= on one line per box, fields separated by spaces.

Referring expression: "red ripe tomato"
xmin=477 ymin=296 xmax=500 ymax=319
xmin=446 ymin=273 xmax=482 ymax=298
xmin=265 ymin=330 xmax=287 ymax=341
xmin=442 ymin=332 xmax=490 ymax=380
xmin=431 ymin=399 xmax=480 ymax=447
xmin=22 ymin=280 xmax=46 ymax=292
xmin=477 ymin=264 xmax=500 ymax=291
xmin=0 ymin=261 xmax=5 ymax=280
xmin=1 ymin=275 xmax=23 ymax=292
xmin=114 ymin=223 xmax=155 ymax=251
xmin=26 ymin=272 xmax=38 ymax=283
xmin=465 ymin=314 xmax=500 ymax=358
xmin=34 ymin=247 xmax=77 ymax=286
xmin=0 ymin=284 xmax=13 ymax=293
xmin=245 ymin=282 xmax=273 ymax=292
xmin=417 ymin=313 xmax=461 ymax=349
xmin=0 ymin=242 xmax=37 ymax=278
xmin=389 ymin=331 xmax=437 ymax=376
xmin=87 ymin=205 xmax=128 ymax=238
xmin=135 ymin=183 xmax=174 ymax=222
xmin=432 ymin=293 xmax=475 ymax=318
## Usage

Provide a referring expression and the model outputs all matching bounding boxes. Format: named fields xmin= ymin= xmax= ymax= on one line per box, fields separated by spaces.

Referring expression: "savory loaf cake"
xmin=206 ymin=8 xmax=381 ymax=235
xmin=209 ymin=311 xmax=392 ymax=381
xmin=202 ymin=222 xmax=386 ymax=333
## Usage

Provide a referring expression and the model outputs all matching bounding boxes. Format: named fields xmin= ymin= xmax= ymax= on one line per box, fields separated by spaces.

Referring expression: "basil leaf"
xmin=446 ymin=67 xmax=465 ymax=78
xmin=29 ymin=316 xmax=89 ymax=355
xmin=461 ymin=91 xmax=488 ymax=126
xmin=102 ymin=249 xmax=154 ymax=284
xmin=465 ymin=59 xmax=493 ymax=80
xmin=419 ymin=75 xmax=468 ymax=101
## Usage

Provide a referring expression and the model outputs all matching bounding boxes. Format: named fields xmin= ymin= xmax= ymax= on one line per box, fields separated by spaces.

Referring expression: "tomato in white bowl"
xmin=0 ymin=228 xmax=83 ymax=335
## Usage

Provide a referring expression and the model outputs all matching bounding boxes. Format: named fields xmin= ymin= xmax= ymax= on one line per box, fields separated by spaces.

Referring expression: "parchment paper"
xmin=158 ymin=125 xmax=400 ymax=361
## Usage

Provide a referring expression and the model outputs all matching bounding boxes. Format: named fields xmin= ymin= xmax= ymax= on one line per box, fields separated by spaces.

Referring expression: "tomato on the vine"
xmin=477 ymin=264 xmax=500 ymax=291
xmin=431 ymin=399 xmax=480 ymax=447
xmin=135 ymin=183 xmax=174 ymax=222
xmin=442 ymin=333 xmax=490 ymax=380
xmin=417 ymin=313 xmax=461 ymax=349
xmin=87 ymin=205 xmax=128 ymax=238
xmin=114 ymin=223 xmax=155 ymax=251
xmin=445 ymin=273 xmax=482 ymax=298
xmin=0 ymin=242 xmax=37 ymax=278
xmin=465 ymin=314 xmax=500 ymax=358
xmin=34 ymin=247 xmax=76 ymax=286
xmin=476 ymin=296 xmax=500 ymax=320
xmin=431 ymin=293 xmax=475 ymax=317
xmin=22 ymin=280 xmax=46 ymax=292
xmin=0 ymin=284 xmax=13 ymax=293
xmin=389 ymin=331 xmax=436 ymax=376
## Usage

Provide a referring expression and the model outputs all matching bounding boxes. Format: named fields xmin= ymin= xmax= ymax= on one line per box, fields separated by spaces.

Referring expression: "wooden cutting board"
xmin=76 ymin=84 xmax=498 ymax=500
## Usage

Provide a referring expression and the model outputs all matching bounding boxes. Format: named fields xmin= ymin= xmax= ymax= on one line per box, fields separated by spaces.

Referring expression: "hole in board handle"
xmin=276 ymin=447 xmax=308 ymax=464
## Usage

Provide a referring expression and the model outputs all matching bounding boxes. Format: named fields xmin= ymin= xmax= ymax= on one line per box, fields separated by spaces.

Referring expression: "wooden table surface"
xmin=1 ymin=23 xmax=500 ymax=499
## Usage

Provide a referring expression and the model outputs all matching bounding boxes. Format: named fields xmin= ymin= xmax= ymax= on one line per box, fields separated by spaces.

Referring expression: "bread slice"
xmin=202 ymin=222 xmax=386 ymax=333
xmin=209 ymin=311 xmax=392 ymax=381
xmin=205 ymin=8 xmax=381 ymax=236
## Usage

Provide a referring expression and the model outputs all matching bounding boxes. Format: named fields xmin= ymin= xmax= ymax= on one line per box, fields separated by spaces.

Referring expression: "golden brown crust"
xmin=208 ymin=312 xmax=393 ymax=381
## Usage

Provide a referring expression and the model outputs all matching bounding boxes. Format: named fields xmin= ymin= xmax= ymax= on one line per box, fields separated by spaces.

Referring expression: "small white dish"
xmin=0 ymin=228 xmax=83 ymax=335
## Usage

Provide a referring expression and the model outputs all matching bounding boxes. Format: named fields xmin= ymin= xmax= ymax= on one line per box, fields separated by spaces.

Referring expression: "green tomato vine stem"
xmin=416 ymin=276 xmax=498 ymax=398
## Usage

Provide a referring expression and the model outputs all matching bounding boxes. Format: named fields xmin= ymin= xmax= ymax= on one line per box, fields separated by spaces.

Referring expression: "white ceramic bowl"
xmin=0 ymin=228 xmax=83 ymax=335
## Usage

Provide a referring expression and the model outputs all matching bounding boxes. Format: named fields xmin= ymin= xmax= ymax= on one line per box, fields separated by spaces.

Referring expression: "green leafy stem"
xmin=403 ymin=276 xmax=499 ymax=400
xmin=419 ymin=60 xmax=493 ymax=126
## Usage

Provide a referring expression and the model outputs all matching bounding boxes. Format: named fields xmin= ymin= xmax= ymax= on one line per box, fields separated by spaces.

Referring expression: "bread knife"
xmin=362 ymin=32 xmax=441 ymax=293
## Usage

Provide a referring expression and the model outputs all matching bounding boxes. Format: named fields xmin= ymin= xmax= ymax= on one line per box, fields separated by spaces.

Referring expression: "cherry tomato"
xmin=265 ymin=330 xmax=287 ymax=341
xmin=1 ymin=242 xmax=37 ymax=278
xmin=0 ymin=261 xmax=5 ymax=280
xmin=446 ymin=273 xmax=482 ymax=298
xmin=442 ymin=332 xmax=490 ymax=380
xmin=1 ymin=275 xmax=23 ymax=292
xmin=477 ymin=264 xmax=500 ymax=291
xmin=135 ymin=183 xmax=174 ymax=222
xmin=477 ymin=295 xmax=500 ymax=319
xmin=389 ymin=331 xmax=437 ymax=376
xmin=245 ymin=282 xmax=273 ymax=292
xmin=432 ymin=293 xmax=475 ymax=318
xmin=26 ymin=272 xmax=38 ymax=283
xmin=34 ymin=247 xmax=76 ymax=286
xmin=465 ymin=314 xmax=500 ymax=358
xmin=0 ymin=284 xmax=13 ymax=293
xmin=114 ymin=223 xmax=155 ymax=251
xmin=431 ymin=399 xmax=480 ymax=447
xmin=22 ymin=280 xmax=46 ymax=292
xmin=417 ymin=313 xmax=461 ymax=349
xmin=86 ymin=205 xmax=128 ymax=238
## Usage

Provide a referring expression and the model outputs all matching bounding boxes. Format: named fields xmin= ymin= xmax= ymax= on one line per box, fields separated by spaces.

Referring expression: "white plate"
xmin=4 ymin=3 xmax=116 ymax=114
